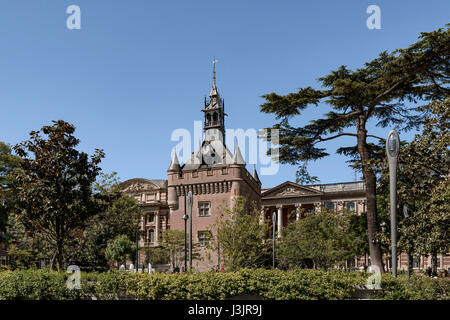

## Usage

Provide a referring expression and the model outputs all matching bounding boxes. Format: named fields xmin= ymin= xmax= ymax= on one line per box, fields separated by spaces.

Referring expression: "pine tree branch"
xmin=365 ymin=78 xmax=408 ymax=119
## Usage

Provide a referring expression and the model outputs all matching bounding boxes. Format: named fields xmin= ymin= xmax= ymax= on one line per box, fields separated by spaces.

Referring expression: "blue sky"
xmin=0 ymin=1 xmax=448 ymax=188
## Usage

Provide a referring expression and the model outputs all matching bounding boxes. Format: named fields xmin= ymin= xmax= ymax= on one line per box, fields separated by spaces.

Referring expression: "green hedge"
xmin=0 ymin=269 xmax=87 ymax=300
xmin=374 ymin=274 xmax=450 ymax=300
xmin=0 ymin=269 xmax=448 ymax=300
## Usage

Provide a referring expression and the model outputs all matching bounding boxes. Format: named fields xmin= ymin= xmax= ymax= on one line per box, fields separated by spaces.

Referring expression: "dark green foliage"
xmin=105 ymin=235 xmax=133 ymax=268
xmin=0 ymin=269 xmax=367 ymax=300
xmin=209 ymin=197 xmax=272 ymax=271
xmin=277 ymin=210 xmax=358 ymax=269
xmin=1 ymin=269 xmax=447 ymax=300
xmin=376 ymin=274 xmax=450 ymax=300
xmin=82 ymin=188 xmax=141 ymax=269
xmin=376 ymin=98 xmax=450 ymax=274
xmin=0 ymin=142 xmax=20 ymax=232
xmin=9 ymin=120 xmax=107 ymax=270
xmin=260 ymin=26 xmax=449 ymax=272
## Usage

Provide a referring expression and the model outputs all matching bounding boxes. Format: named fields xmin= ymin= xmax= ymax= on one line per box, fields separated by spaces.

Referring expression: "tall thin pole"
xmin=272 ymin=211 xmax=276 ymax=269
xmin=184 ymin=196 xmax=187 ymax=271
xmin=184 ymin=218 xmax=187 ymax=271
xmin=136 ymin=221 xmax=139 ymax=272
xmin=187 ymin=191 xmax=193 ymax=270
xmin=386 ymin=129 xmax=399 ymax=277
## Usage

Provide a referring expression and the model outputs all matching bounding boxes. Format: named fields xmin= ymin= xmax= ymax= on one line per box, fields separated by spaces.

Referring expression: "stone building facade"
xmin=118 ymin=67 xmax=449 ymax=273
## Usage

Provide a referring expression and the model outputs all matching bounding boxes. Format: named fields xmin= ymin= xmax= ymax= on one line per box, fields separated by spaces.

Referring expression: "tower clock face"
xmin=202 ymin=144 xmax=221 ymax=165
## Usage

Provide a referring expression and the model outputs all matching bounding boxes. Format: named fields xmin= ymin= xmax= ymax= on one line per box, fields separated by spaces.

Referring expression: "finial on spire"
xmin=212 ymin=58 xmax=218 ymax=89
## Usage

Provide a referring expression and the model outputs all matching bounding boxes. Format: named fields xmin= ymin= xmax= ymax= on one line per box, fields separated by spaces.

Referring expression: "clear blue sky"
xmin=0 ymin=1 xmax=448 ymax=188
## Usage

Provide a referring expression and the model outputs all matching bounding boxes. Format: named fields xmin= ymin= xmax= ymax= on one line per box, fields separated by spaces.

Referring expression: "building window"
xmin=325 ymin=202 xmax=334 ymax=211
xmin=199 ymin=202 xmax=210 ymax=216
xmin=222 ymin=167 xmax=228 ymax=175
xmin=146 ymin=193 xmax=155 ymax=202
xmin=198 ymin=231 xmax=211 ymax=246
xmin=148 ymin=229 xmax=155 ymax=243
xmin=147 ymin=213 xmax=155 ymax=223
xmin=413 ymin=257 xmax=420 ymax=268
xmin=207 ymin=169 xmax=213 ymax=176
xmin=346 ymin=202 xmax=355 ymax=211
xmin=437 ymin=258 xmax=441 ymax=268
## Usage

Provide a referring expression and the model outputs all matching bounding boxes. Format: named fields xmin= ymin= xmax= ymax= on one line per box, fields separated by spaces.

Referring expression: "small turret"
xmin=168 ymin=150 xmax=180 ymax=172
xmin=252 ymin=165 xmax=261 ymax=184
xmin=232 ymin=142 xmax=245 ymax=165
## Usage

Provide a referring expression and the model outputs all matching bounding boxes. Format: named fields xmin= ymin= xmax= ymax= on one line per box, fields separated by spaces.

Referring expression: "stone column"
xmin=277 ymin=205 xmax=283 ymax=238
xmin=295 ymin=204 xmax=302 ymax=221
xmin=155 ymin=211 xmax=160 ymax=246
xmin=259 ymin=206 xmax=266 ymax=225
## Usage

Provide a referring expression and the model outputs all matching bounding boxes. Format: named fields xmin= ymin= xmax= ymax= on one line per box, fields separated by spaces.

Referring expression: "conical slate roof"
xmin=168 ymin=150 xmax=180 ymax=171
xmin=252 ymin=166 xmax=261 ymax=183
xmin=232 ymin=142 xmax=245 ymax=165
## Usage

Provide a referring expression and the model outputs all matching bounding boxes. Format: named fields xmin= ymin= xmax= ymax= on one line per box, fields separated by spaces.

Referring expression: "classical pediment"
xmin=262 ymin=181 xmax=323 ymax=199
xmin=120 ymin=178 xmax=167 ymax=193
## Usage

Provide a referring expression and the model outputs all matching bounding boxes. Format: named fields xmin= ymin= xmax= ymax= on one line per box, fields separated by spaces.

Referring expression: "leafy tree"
xmin=260 ymin=26 xmax=449 ymax=272
xmin=82 ymin=181 xmax=141 ymax=269
xmin=10 ymin=120 xmax=107 ymax=270
xmin=143 ymin=246 xmax=170 ymax=266
xmin=209 ymin=197 xmax=271 ymax=271
xmin=159 ymin=230 xmax=187 ymax=270
xmin=378 ymin=98 xmax=449 ymax=275
xmin=105 ymin=235 xmax=133 ymax=269
xmin=277 ymin=209 xmax=355 ymax=270
xmin=347 ymin=212 xmax=370 ymax=261
xmin=295 ymin=162 xmax=319 ymax=185
xmin=0 ymin=142 xmax=20 ymax=232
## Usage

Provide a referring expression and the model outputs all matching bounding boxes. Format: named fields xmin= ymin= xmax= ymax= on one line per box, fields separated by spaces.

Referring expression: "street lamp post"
xmin=386 ymin=129 xmax=400 ymax=277
xmin=272 ymin=211 xmax=277 ymax=269
xmin=182 ymin=213 xmax=188 ymax=272
xmin=187 ymin=191 xmax=193 ymax=270
xmin=146 ymin=234 xmax=150 ymax=273
xmin=136 ymin=221 xmax=139 ymax=273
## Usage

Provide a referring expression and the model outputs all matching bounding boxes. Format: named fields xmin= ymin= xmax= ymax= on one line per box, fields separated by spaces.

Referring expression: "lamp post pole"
xmin=136 ymin=221 xmax=139 ymax=273
xmin=182 ymin=213 xmax=188 ymax=272
xmin=187 ymin=191 xmax=193 ymax=270
xmin=272 ymin=211 xmax=277 ymax=269
xmin=386 ymin=129 xmax=400 ymax=277
xmin=147 ymin=236 xmax=150 ymax=272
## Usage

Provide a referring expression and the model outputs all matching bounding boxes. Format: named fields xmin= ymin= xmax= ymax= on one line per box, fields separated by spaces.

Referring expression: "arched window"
xmin=206 ymin=113 xmax=211 ymax=125
xmin=212 ymin=112 xmax=218 ymax=123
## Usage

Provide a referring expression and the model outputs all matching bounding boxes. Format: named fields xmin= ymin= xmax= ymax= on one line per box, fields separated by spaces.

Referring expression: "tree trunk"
xmin=56 ymin=240 xmax=64 ymax=272
xmin=407 ymin=253 xmax=413 ymax=278
xmin=356 ymin=118 xmax=384 ymax=273
xmin=49 ymin=251 xmax=57 ymax=271
xmin=431 ymin=252 xmax=438 ymax=276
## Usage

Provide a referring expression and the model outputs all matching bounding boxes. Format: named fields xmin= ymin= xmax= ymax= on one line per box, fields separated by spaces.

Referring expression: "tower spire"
xmin=212 ymin=58 xmax=217 ymax=89
xmin=210 ymin=59 xmax=218 ymax=97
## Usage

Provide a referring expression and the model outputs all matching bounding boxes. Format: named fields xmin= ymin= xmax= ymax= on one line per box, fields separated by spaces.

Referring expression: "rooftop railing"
xmin=308 ymin=181 xmax=366 ymax=192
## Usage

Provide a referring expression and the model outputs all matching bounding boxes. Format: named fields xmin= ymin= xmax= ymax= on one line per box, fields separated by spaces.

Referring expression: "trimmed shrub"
xmin=0 ymin=268 xmax=447 ymax=300
xmin=376 ymin=274 xmax=450 ymax=300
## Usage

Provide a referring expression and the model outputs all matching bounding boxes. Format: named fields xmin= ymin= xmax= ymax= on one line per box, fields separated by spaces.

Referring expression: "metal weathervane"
xmin=386 ymin=129 xmax=400 ymax=277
